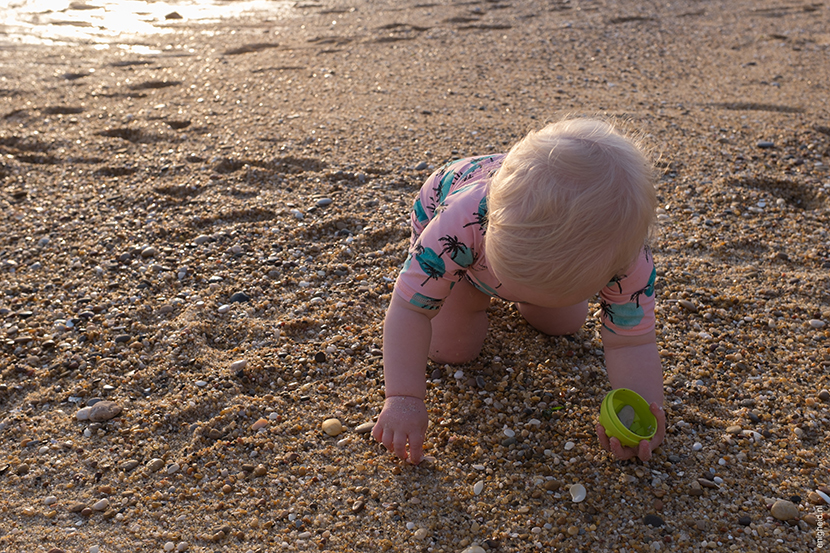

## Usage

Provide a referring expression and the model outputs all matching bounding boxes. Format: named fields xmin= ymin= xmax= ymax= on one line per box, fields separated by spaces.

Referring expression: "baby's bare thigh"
xmin=517 ymin=301 xmax=588 ymax=336
xmin=429 ymin=278 xmax=491 ymax=364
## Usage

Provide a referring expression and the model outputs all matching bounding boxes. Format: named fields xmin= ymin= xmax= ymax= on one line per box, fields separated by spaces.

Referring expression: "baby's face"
xmin=496 ymin=271 xmax=610 ymax=308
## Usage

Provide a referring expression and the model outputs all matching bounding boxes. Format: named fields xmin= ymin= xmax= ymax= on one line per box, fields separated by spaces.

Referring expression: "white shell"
xmin=569 ymin=483 xmax=587 ymax=503
xmin=473 ymin=481 xmax=484 ymax=496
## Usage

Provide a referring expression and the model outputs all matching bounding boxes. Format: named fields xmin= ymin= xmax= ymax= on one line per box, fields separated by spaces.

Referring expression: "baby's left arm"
xmin=598 ymin=328 xmax=665 ymax=461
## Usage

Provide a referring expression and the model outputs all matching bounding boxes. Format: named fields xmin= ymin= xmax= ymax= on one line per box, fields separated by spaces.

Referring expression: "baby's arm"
xmin=372 ymin=292 xmax=436 ymax=464
xmin=598 ymin=328 xmax=665 ymax=461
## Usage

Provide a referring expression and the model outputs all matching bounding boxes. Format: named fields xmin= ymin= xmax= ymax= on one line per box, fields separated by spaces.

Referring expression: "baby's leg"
xmin=517 ymin=301 xmax=588 ymax=336
xmin=429 ymin=278 xmax=491 ymax=364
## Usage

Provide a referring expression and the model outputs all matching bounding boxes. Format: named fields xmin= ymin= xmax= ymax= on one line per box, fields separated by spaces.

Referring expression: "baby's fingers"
xmin=392 ymin=431 xmax=409 ymax=461
xmin=407 ymin=432 xmax=425 ymax=465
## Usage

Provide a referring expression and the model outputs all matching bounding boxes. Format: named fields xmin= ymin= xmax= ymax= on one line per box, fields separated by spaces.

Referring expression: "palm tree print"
xmin=413 ymin=244 xmax=446 ymax=286
xmin=462 ymin=196 xmax=488 ymax=235
xmin=629 ymin=267 xmax=656 ymax=308
xmin=438 ymin=234 xmax=475 ymax=268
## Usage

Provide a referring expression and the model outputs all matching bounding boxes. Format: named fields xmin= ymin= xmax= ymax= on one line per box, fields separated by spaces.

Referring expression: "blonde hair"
xmin=486 ymin=118 xmax=656 ymax=297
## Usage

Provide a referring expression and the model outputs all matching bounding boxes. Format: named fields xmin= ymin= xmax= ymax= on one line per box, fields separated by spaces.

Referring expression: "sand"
xmin=0 ymin=0 xmax=828 ymax=551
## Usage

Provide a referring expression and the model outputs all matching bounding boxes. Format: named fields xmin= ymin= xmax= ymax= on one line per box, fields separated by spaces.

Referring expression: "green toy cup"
xmin=599 ymin=388 xmax=657 ymax=447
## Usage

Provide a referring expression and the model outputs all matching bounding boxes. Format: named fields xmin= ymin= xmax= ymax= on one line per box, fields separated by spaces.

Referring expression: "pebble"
xmin=503 ymin=427 xmax=515 ymax=438
xmin=756 ymin=140 xmax=775 ymax=149
xmin=692 ymin=442 xmax=702 ymax=451
xmin=569 ymin=483 xmax=586 ymax=503
xmin=413 ymin=528 xmax=430 ymax=540
xmin=414 ymin=161 xmax=429 ymax=171
xmin=678 ymin=299 xmax=697 ymax=312
xmin=146 ymin=458 xmax=164 ymax=472
xmin=567 ymin=525 xmax=579 ymax=536
xmin=355 ymin=422 xmax=375 ymax=434
xmin=194 ymin=235 xmax=211 ymax=245
xmin=770 ymin=499 xmax=798 ymax=521
xmin=229 ymin=291 xmax=250 ymax=303
xmin=322 ymin=418 xmax=343 ymax=436
xmin=230 ymin=359 xmax=247 ymax=371
xmin=725 ymin=425 xmax=742 ymax=434
xmin=819 ymin=389 xmax=830 ymax=402
xmin=217 ymin=304 xmax=231 ymax=314
xmin=738 ymin=516 xmax=752 ymax=526
xmin=543 ymin=479 xmax=562 ymax=491
xmin=75 ymin=407 xmax=92 ymax=421
xmin=316 ymin=198 xmax=333 ymax=207
xmin=88 ymin=401 xmax=122 ymax=422
xmin=473 ymin=481 xmax=484 ymax=495
xmin=91 ymin=498 xmax=109 ymax=511
xmin=564 ymin=441 xmax=575 ymax=450
xmin=689 ymin=481 xmax=704 ymax=496
xmin=167 ymin=463 xmax=180 ymax=475
xmin=808 ymin=319 xmax=825 ymax=329
xmin=140 ymin=246 xmax=158 ymax=258
xmin=644 ymin=514 xmax=664 ymax=527
xmin=44 ymin=495 xmax=58 ymax=505
xmin=251 ymin=418 xmax=268 ymax=431
xmin=461 ymin=547 xmax=485 ymax=553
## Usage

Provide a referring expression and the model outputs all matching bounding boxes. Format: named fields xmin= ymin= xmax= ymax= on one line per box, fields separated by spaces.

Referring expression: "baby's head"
xmin=487 ymin=118 xmax=656 ymax=298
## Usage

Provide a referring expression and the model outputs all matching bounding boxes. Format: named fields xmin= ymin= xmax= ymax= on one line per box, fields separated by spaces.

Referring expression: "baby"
xmin=372 ymin=118 xmax=666 ymax=464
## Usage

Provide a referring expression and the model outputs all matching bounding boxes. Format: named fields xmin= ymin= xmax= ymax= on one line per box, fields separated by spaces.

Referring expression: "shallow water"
xmin=0 ymin=0 xmax=293 ymax=49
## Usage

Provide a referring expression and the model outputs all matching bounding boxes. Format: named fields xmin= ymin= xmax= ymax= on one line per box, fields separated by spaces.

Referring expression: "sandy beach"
xmin=0 ymin=0 xmax=828 ymax=551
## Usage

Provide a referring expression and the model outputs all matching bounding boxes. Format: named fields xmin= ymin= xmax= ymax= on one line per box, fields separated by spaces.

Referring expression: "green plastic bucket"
xmin=599 ymin=388 xmax=657 ymax=447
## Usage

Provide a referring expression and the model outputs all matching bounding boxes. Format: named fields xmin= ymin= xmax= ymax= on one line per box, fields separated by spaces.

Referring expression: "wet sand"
xmin=0 ymin=0 xmax=828 ymax=551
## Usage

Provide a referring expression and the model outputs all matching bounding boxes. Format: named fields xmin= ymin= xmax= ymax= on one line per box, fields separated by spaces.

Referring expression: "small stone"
xmin=725 ymin=425 xmax=742 ymax=434
xmin=322 ymin=418 xmax=343 ymax=436
xmin=678 ymin=299 xmax=697 ymax=312
xmin=692 ymin=442 xmax=702 ymax=451
xmin=217 ymin=304 xmax=231 ymax=314
xmin=316 ymin=198 xmax=333 ymax=207
xmin=770 ymin=499 xmax=798 ymax=521
xmin=461 ymin=546 xmax=485 ymax=553
xmin=91 ymin=498 xmax=109 ymax=511
xmin=141 ymin=246 xmax=158 ymax=258
xmin=76 ymin=407 xmax=92 ymax=421
xmin=413 ymin=528 xmax=430 ymax=540
xmin=653 ymin=499 xmax=664 ymax=511
xmin=567 ymin=525 xmax=579 ymax=536
xmin=352 ymin=500 xmax=365 ymax=513
xmin=808 ymin=319 xmax=825 ymax=329
xmin=67 ymin=501 xmax=86 ymax=512
xmin=194 ymin=235 xmax=211 ymax=245
xmin=88 ymin=401 xmax=122 ymax=422
xmin=355 ymin=422 xmax=375 ymax=434
xmin=167 ymin=463 xmax=180 ymax=475
xmin=803 ymin=513 xmax=818 ymax=527
xmin=253 ymin=464 xmax=267 ymax=477
xmin=230 ymin=359 xmax=247 ymax=371
xmin=15 ymin=463 xmax=29 ymax=476
xmin=544 ymin=479 xmax=562 ymax=491
xmin=564 ymin=441 xmax=575 ymax=450
xmin=644 ymin=514 xmax=665 ymax=527
xmin=147 ymin=458 xmax=164 ymax=472
xmin=314 ymin=351 xmax=327 ymax=363
xmin=44 ymin=495 xmax=58 ymax=505
xmin=229 ymin=291 xmax=250 ymax=303
xmin=698 ymin=478 xmax=719 ymax=489
xmin=756 ymin=140 xmax=775 ymax=149
xmin=617 ymin=405 xmax=636 ymax=429
xmin=251 ymin=418 xmax=268 ymax=431
xmin=503 ymin=427 xmax=515 ymax=438
xmin=414 ymin=161 xmax=429 ymax=171
xmin=738 ymin=516 xmax=751 ymax=526
xmin=819 ymin=390 xmax=830 ymax=402
xmin=689 ymin=481 xmax=704 ymax=496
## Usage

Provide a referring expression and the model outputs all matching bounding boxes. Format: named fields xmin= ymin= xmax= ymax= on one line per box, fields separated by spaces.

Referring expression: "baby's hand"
xmin=596 ymin=402 xmax=666 ymax=462
xmin=372 ymin=396 xmax=428 ymax=464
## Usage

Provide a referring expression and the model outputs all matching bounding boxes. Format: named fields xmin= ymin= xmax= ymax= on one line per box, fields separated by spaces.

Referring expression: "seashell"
xmin=569 ymin=483 xmax=587 ymax=503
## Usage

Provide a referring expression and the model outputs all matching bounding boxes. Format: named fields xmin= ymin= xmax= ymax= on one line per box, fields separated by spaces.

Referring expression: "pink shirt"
xmin=394 ymin=155 xmax=656 ymax=336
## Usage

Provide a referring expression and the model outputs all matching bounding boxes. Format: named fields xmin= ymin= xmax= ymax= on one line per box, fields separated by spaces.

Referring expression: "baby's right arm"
xmin=372 ymin=293 xmax=436 ymax=464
